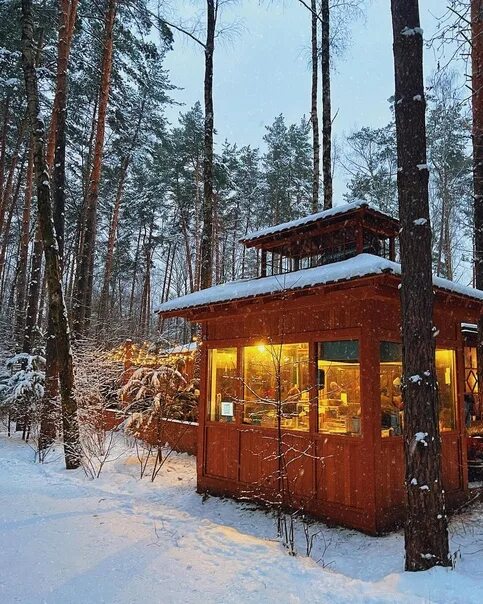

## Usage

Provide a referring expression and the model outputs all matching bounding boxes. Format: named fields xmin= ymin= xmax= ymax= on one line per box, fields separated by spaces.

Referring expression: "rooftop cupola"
xmin=241 ymin=200 xmax=400 ymax=277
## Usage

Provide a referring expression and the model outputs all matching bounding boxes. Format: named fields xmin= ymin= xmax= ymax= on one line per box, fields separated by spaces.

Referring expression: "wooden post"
xmin=355 ymin=224 xmax=364 ymax=255
xmin=389 ymin=237 xmax=396 ymax=261
xmin=261 ymin=249 xmax=267 ymax=277
xmin=123 ymin=339 xmax=133 ymax=385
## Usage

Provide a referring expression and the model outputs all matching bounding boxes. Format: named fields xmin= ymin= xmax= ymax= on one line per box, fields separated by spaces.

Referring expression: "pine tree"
xmin=426 ymin=71 xmax=472 ymax=280
xmin=263 ymin=115 xmax=312 ymax=224
xmin=472 ymin=0 xmax=483 ymax=420
xmin=21 ymin=0 xmax=81 ymax=469
xmin=200 ymin=0 xmax=216 ymax=290
xmin=320 ymin=0 xmax=332 ymax=209
xmin=72 ymin=0 xmax=118 ymax=336
xmin=343 ymin=122 xmax=398 ymax=216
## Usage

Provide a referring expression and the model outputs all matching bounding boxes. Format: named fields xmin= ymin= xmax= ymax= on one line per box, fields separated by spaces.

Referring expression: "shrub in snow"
xmin=120 ymin=366 xmax=199 ymax=480
xmin=72 ymin=341 xmax=125 ymax=478
xmin=121 ymin=366 xmax=198 ymax=426
xmin=0 ymin=353 xmax=46 ymax=429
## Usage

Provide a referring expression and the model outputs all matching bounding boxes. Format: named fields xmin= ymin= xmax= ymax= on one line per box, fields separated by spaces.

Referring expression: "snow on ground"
xmin=1 ymin=433 xmax=483 ymax=604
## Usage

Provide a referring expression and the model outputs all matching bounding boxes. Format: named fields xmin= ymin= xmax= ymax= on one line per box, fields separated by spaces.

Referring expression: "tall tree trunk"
xmin=15 ymin=138 xmax=34 ymax=344
xmin=321 ymin=0 xmax=332 ymax=209
xmin=21 ymin=0 xmax=81 ymax=469
xmin=22 ymin=222 xmax=42 ymax=353
xmin=42 ymin=0 xmax=79 ymax=451
xmin=46 ymin=0 xmax=79 ymax=170
xmin=97 ymin=157 xmax=128 ymax=322
xmin=200 ymin=0 xmax=216 ymax=290
xmin=52 ymin=0 xmax=76 ymax=260
xmin=0 ymin=117 xmax=26 ymax=233
xmin=390 ymin=0 xmax=450 ymax=571
xmin=179 ymin=209 xmax=195 ymax=293
xmin=128 ymin=224 xmax=143 ymax=322
xmin=443 ymin=195 xmax=452 ymax=280
xmin=98 ymin=94 xmax=145 ymax=322
xmin=160 ymin=242 xmax=172 ymax=304
xmin=37 ymin=265 xmax=48 ymax=329
xmin=194 ymin=160 xmax=202 ymax=291
xmin=81 ymin=95 xmax=99 ymax=201
xmin=67 ymin=196 xmax=86 ymax=307
xmin=472 ymin=0 xmax=483 ymax=418
xmin=0 ymin=95 xmax=10 ymax=200
xmin=311 ymin=0 xmax=320 ymax=213
xmin=72 ymin=0 xmax=117 ymax=336
xmin=0 ymin=150 xmax=26 ymax=293
xmin=139 ymin=221 xmax=154 ymax=335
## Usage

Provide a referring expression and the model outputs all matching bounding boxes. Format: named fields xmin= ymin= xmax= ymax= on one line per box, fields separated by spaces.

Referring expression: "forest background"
xmin=0 ymin=0 xmax=472 ymax=346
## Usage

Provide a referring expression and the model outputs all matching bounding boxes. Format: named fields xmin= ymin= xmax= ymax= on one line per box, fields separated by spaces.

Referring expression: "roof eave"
xmin=156 ymin=270 xmax=483 ymax=321
xmin=155 ymin=271 xmax=394 ymax=320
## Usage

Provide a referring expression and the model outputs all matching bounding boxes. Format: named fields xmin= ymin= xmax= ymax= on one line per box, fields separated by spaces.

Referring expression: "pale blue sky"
xmin=163 ymin=0 xmax=454 ymax=198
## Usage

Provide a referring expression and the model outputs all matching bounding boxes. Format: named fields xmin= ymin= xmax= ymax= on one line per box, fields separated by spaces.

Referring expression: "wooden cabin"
xmin=156 ymin=200 xmax=483 ymax=535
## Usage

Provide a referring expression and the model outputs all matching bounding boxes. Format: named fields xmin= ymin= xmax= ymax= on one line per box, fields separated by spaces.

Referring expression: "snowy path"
xmin=1 ymin=434 xmax=483 ymax=604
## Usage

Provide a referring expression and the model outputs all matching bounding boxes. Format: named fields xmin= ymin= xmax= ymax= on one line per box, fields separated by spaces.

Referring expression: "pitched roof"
xmin=156 ymin=253 xmax=483 ymax=316
xmin=240 ymin=200 xmax=395 ymax=245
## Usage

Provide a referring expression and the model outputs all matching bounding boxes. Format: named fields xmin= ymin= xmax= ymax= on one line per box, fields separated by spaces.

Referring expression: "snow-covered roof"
xmin=156 ymin=253 xmax=483 ymax=316
xmin=241 ymin=200 xmax=391 ymax=244
xmin=161 ymin=342 xmax=197 ymax=355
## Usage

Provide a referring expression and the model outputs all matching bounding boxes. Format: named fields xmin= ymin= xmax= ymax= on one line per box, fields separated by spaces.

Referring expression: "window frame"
xmin=315 ymin=338 xmax=362 ymax=437
xmin=241 ymin=341 xmax=311 ymax=433
xmin=378 ymin=340 xmax=459 ymax=437
xmin=206 ymin=346 xmax=239 ymax=424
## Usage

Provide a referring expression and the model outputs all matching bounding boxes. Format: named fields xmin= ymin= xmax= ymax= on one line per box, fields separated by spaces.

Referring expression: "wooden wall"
xmin=103 ymin=410 xmax=198 ymax=456
xmin=196 ymin=278 xmax=480 ymax=534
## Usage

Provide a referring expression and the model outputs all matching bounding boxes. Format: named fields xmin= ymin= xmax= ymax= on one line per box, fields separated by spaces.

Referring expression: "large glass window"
xmin=317 ymin=341 xmax=361 ymax=435
xmin=380 ymin=343 xmax=456 ymax=436
xmin=208 ymin=348 xmax=238 ymax=422
xmin=436 ymin=349 xmax=456 ymax=431
xmin=243 ymin=343 xmax=310 ymax=431
xmin=380 ymin=342 xmax=404 ymax=437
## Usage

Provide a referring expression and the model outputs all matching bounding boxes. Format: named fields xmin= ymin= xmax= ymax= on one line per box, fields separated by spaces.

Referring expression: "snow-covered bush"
xmin=121 ymin=365 xmax=198 ymax=426
xmin=121 ymin=366 xmax=186 ymax=405
xmin=72 ymin=341 xmax=125 ymax=478
xmin=121 ymin=366 xmax=198 ymax=480
xmin=0 ymin=353 xmax=46 ymax=432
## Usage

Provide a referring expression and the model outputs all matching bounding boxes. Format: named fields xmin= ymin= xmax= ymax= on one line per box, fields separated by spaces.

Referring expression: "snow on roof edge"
xmin=156 ymin=254 xmax=483 ymax=316
xmin=241 ymin=200 xmax=384 ymax=243
xmin=161 ymin=342 xmax=197 ymax=354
